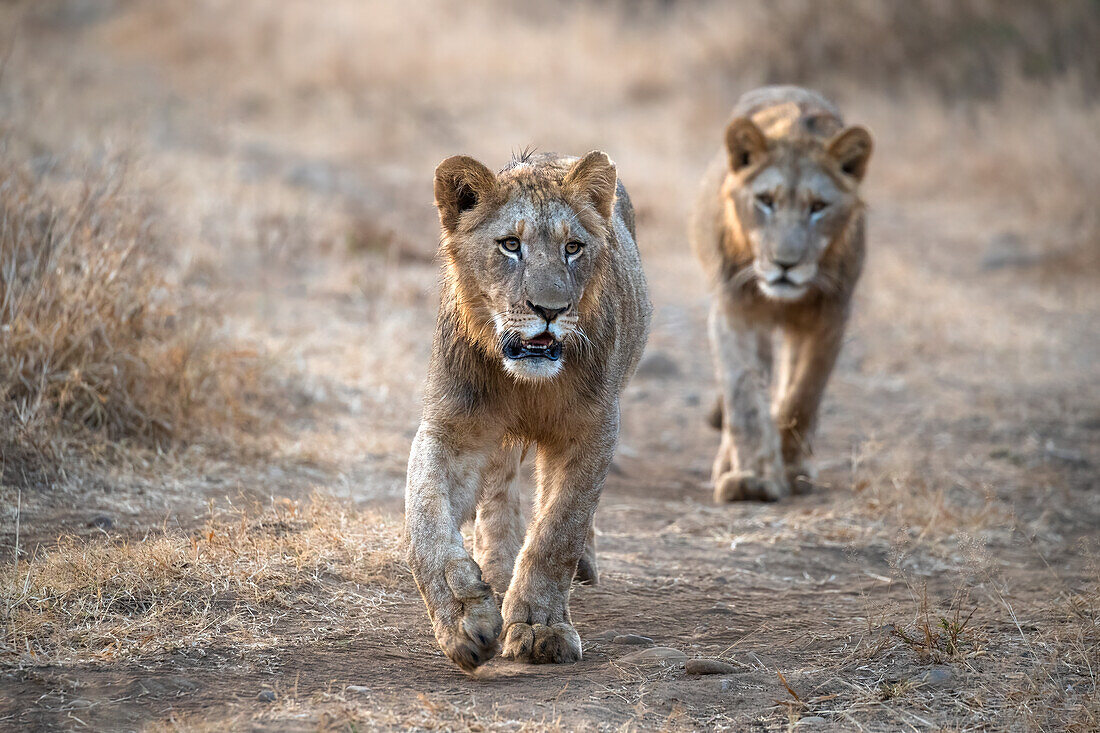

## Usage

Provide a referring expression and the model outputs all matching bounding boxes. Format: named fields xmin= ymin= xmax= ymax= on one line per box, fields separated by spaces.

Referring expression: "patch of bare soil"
xmin=2 ymin=2 xmax=1098 ymax=731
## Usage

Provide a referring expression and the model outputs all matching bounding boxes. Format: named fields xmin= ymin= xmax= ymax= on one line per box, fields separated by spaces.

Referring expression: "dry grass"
xmin=0 ymin=146 xmax=275 ymax=483
xmin=1004 ymin=586 xmax=1100 ymax=732
xmin=762 ymin=580 xmax=1100 ymax=731
xmin=98 ymin=0 xmax=1100 ymax=271
xmin=148 ymin=692 xmax=575 ymax=733
xmin=0 ymin=496 xmax=403 ymax=665
xmin=702 ymin=0 xmax=1100 ymax=99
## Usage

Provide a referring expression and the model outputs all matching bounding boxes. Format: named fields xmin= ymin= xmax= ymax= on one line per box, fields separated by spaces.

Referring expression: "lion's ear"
xmin=563 ymin=151 xmax=617 ymax=220
xmin=434 ymin=155 xmax=498 ymax=234
xmin=725 ymin=117 xmax=768 ymax=173
xmin=827 ymin=126 xmax=873 ymax=182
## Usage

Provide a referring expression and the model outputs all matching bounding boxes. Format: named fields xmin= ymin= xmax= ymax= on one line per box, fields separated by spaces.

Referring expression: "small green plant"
xmin=892 ymin=587 xmax=978 ymax=663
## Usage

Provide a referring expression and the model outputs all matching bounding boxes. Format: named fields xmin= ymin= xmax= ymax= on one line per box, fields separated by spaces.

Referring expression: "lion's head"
xmin=433 ymin=151 xmax=617 ymax=381
xmin=721 ymin=113 xmax=872 ymax=302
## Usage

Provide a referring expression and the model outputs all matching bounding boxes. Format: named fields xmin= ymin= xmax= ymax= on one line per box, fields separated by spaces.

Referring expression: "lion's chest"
xmin=495 ymin=381 xmax=607 ymax=446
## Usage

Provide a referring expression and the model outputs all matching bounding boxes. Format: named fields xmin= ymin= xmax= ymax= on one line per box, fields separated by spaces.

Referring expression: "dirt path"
xmin=2 ymin=3 xmax=1098 ymax=731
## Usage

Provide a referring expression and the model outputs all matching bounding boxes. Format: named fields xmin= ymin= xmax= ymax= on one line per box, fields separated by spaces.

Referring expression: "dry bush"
xmin=0 ymin=496 xmax=403 ymax=665
xmin=0 ymin=149 xmax=269 ymax=477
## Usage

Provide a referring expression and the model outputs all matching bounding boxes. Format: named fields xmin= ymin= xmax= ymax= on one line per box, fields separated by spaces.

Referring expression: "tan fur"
xmin=690 ymin=86 xmax=872 ymax=502
xmin=405 ymin=151 xmax=651 ymax=671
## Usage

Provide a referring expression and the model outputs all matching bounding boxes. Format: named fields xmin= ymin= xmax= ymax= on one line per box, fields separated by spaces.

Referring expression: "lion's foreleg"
xmin=405 ymin=425 xmax=502 ymax=672
xmin=708 ymin=299 xmax=787 ymax=502
xmin=774 ymin=319 xmax=846 ymax=490
xmin=499 ymin=413 xmax=617 ymax=664
xmin=473 ymin=442 xmax=525 ymax=597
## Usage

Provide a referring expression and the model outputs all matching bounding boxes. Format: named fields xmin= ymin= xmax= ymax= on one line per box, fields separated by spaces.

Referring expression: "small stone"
xmin=1045 ymin=441 xmax=1088 ymax=466
xmin=635 ymin=351 xmax=680 ymax=379
xmin=88 ymin=515 xmax=114 ymax=530
xmin=980 ymin=232 xmax=1045 ymax=271
xmin=612 ymin=634 xmax=654 ymax=646
xmin=285 ymin=161 xmax=337 ymax=194
xmin=591 ymin=629 xmax=622 ymax=641
xmin=796 ymin=716 xmax=827 ymax=727
xmin=708 ymin=604 xmax=736 ymax=615
xmin=618 ymin=646 xmax=687 ymax=666
xmin=345 ymin=685 xmax=369 ymax=695
xmin=257 ymin=689 xmax=276 ymax=703
xmin=685 ymin=658 xmax=737 ymax=675
xmin=915 ymin=667 xmax=953 ymax=687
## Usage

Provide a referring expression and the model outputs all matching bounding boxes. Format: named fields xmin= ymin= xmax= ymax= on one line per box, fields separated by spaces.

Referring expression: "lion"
xmin=689 ymin=86 xmax=873 ymax=503
xmin=404 ymin=150 xmax=651 ymax=671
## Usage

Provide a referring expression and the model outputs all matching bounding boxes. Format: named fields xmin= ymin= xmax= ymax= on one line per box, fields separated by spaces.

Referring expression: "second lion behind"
xmin=690 ymin=86 xmax=873 ymax=503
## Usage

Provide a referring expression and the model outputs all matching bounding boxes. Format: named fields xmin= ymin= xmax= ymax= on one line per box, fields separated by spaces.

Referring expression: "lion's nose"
xmin=526 ymin=300 xmax=570 ymax=323
xmin=773 ymin=256 xmax=800 ymax=270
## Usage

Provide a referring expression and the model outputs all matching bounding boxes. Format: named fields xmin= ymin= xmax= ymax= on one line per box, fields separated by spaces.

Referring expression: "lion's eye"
xmin=809 ymin=199 xmax=829 ymax=215
xmin=564 ymin=241 xmax=584 ymax=259
xmin=755 ymin=193 xmax=775 ymax=210
xmin=498 ymin=237 xmax=521 ymax=256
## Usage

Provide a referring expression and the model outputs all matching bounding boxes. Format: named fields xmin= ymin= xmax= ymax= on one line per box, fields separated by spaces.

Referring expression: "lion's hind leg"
xmin=574 ymin=523 xmax=599 ymax=585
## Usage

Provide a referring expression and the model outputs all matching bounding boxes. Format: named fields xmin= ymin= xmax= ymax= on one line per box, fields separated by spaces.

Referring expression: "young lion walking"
xmin=405 ymin=151 xmax=651 ymax=671
xmin=690 ymin=86 xmax=873 ymax=503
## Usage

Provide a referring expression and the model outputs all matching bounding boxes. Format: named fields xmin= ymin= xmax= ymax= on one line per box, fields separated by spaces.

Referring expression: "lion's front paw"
xmin=433 ymin=558 xmax=503 ymax=672
xmin=714 ymin=470 xmax=790 ymax=503
xmin=501 ymin=622 xmax=582 ymax=664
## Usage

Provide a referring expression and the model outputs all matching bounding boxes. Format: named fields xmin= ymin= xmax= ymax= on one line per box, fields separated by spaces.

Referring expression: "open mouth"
xmin=503 ymin=332 xmax=563 ymax=361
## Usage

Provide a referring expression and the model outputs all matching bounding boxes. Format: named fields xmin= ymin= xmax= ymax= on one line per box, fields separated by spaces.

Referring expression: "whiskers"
xmin=564 ymin=323 xmax=596 ymax=361
xmin=496 ymin=327 xmax=515 ymax=355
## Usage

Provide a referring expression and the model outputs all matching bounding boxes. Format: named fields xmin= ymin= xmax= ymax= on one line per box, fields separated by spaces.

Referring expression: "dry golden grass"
xmin=149 ymin=691 xmax=574 ymax=733
xmin=0 ymin=147 xmax=276 ymax=482
xmin=97 ymin=0 xmax=1100 ymax=274
xmin=0 ymin=496 xmax=403 ymax=666
xmin=706 ymin=0 xmax=1100 ymax=99
xmin=1005 ymin=584 xmax=1100 ymax=731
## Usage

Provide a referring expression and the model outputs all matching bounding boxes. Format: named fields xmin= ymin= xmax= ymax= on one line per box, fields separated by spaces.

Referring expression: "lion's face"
xmin=724 ymin=118 xmax=872 ymax=302
xmin=434 ymin=152 xmax=616 ymax=381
